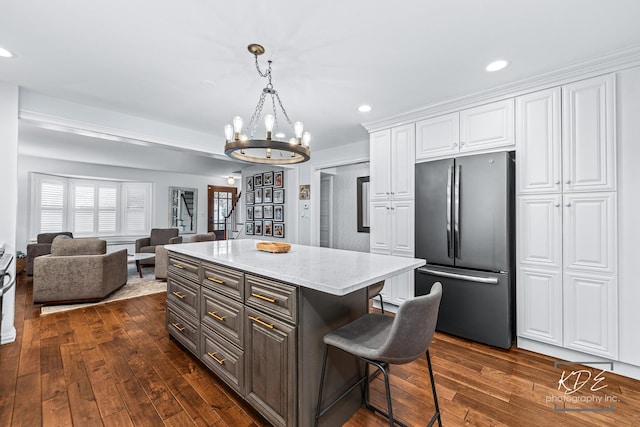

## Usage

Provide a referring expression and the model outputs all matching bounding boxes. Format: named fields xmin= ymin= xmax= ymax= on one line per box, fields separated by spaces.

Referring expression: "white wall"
xmin=616 ymin=67 xmax=640 ymax=366
xmin=16 ymin=155 xmax=237 ymax=250
xmin=0 ymin=82 xmax=19 ymax=344
xmin=330 ymin=163 xmax=370 ymax=252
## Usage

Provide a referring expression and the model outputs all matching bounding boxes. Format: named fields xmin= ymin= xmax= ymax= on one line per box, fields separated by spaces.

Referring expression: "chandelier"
xmin=224 ymin=44 xmax=311 ymax=165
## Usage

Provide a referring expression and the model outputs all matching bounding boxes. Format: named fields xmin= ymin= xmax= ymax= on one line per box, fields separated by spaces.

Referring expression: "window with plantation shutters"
xmin=30 ymin=173 xmax=152 ymax=240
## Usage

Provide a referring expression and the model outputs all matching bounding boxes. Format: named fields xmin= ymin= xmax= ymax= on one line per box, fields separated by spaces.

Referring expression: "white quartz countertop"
xmin=166 ymin=239 xmax=426 ymax=296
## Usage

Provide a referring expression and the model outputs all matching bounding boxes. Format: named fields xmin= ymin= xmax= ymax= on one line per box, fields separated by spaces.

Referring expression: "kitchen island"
xmin=165 ymin=239 xmax=425 ymax=427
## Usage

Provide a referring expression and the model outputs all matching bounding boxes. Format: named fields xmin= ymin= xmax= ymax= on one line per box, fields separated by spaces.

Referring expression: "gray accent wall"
xmin=330 ymin=163 xmax=370 ymax=253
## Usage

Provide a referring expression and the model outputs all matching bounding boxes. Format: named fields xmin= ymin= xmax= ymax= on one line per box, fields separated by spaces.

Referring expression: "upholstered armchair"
xmin=26 ymin=232 xmax=73 ymax=275
xmin=33 ymin=237 xmax=128 ymax=304
xmin=135 ymin=228 xmax=179 ymax=266
xmin=155 ymin=232 xmax=216 ymax=280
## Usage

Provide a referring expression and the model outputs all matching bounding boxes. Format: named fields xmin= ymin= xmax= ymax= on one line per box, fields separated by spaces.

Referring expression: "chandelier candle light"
xmin=224 ymin=44 xmax=311 ymax=164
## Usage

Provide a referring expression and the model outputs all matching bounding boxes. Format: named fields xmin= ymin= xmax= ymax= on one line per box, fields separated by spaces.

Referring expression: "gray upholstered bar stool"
xmin=315 ymin=282 xmax=443 ymax=427
xmin=367 ymin=281 xmax=385 ymax=314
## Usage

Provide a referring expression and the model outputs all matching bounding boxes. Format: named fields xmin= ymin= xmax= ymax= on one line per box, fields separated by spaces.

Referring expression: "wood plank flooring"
xmin=2 ymin=273 xmax=639 ymax=426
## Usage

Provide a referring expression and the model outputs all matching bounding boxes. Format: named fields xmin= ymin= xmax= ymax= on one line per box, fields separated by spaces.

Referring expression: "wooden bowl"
xmin=256 ymin=242 xmax=291 ymax=253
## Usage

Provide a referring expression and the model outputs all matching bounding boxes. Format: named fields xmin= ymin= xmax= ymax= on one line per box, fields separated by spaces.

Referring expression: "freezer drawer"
xmin=415 ymin=265 xmax=514 ymax=349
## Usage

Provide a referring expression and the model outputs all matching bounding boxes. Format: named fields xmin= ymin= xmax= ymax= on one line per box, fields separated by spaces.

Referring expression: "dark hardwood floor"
xmin=2 ymin=272 xmax=639 ymax=426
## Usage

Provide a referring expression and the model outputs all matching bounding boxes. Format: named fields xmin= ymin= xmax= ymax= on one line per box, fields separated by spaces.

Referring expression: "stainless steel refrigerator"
xmin=414 ymin=151 xmax=515 ymax=348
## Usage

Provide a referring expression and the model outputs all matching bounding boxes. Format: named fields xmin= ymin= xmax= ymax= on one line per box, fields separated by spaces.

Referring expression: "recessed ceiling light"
xmin=358 ymin=104 xmax=372 ymax=113
xmin=486 ymin=59 xmax=510 ymax=72
xmin=0 ymin=46 xmax=15 ymax=58
xmin=275 ymin=132 xmax=285 ymax=138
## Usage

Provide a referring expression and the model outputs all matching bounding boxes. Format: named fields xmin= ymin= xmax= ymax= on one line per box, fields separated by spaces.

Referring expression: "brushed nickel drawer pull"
xmin=208 ymin=311 xmax=226 ymax=321
xmin=171 ymin=322 xmax=185 ymax=332
xmin=207 ymin=352 xmax=226 ymax=365
xmin=251 ymin=292 xmax=276 ymax=303
xmin=249 ymin=316 xmax=274 ymax=329
xmin=207 ymin=276 xmax=224 ymax=284
xmin=172 ymin=263 xmax=185 ymax=269
xmin=172 ymin=291 xmax=186 ymax=299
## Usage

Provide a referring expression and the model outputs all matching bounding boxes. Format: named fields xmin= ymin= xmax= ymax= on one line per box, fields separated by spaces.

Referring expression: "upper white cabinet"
xmin=517 ymin=76 xmax=616 ymax=194
xmin=370 ymin=124 xmax=415 ymax=201
xmin=460 ymin=98 xmax=515 ymax=152
xmin=516 ymin=88 xmax=562 ymax=194
xmin=562 ymin=75 xmax=616 ymax=192
xmin=416 ymin=112 xmax=459 ymax=159
xmin=416 ymin=99 xmax=514 ymax=161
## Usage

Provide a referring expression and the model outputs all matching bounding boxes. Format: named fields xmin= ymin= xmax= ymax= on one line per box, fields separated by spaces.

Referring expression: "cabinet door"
xmin=515 ymin=88 xmax=562 ymax=194
xmin=370 ymin=129 xmax=391 ymax=201
xmin=563 ymin=271 xmax=618 ymax=359
xmin=391 ymin=270 xmax=414 ymax=306
xmin=245 ymin=308 xmax=296 ymax=427
xmin=390 ymin=124 xmax=416 ymax=200
xmin=517 ymin=195 xmax=562 ymax=269
xmin=563 ymin=193 xmax=617 ymax=273
xmin=369 ymin=201 xmax=391 ymax=252
xmin=460 ymin=98 xmax=515 ymax=152
xmin=517 ymin=267 xmax=563 ymax=345
xmin=390 ymin=200 xmax=414 ymax=256
xmin=562 ymin=74 xmax=616 ymax=192
xmin=416 ymin=112 xmax=459 ymax=160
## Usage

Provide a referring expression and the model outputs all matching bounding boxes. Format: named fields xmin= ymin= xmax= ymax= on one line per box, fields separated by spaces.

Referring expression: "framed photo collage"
xmin=245 ymin=171 xmax=285 ymax=238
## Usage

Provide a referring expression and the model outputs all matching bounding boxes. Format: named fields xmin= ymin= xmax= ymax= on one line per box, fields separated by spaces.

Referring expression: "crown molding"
xmin=362 ymin=45 xmax=640 ymax=133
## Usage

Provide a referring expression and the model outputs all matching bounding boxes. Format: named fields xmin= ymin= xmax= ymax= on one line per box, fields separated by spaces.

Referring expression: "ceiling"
xmin=2 ymin=1 xmax=640 ymax=175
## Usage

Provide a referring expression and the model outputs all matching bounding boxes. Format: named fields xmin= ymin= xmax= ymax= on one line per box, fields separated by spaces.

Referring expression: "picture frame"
xmin=273 ymin=223 xmax=285 ymax=238
xmin=255 ymin=188 xmax=263 ymax=204
xmin=254 ymin=220 xmax=263 ymax=236
xmin=299 ymin=184 xmax=310 ymax=200
xmin=274 ymin=171 xmax=283 ymax=188
xmin=254 ymin=174 xmax=263 ymax=187
xmin=264 ymin=220 xmax=273 ymax=236
xmin=274 ymin=205 xmax=284 ymax=222
xmin=264 ymin=187 xmax=273 ymax=203
xmin=273 ymin=188 xmax=284 ymax=204
xmin=246 ymin=176 xmax=254 ymax=191
xmin=254 ymin=205 xmax=263 ymax=219
xmin=246 ymin=206 xmax=254 ymax=221
xmin=246 ymin=222 xmax=254 ymax=235
xmin=263 ymin=205 xmax=274 ymax=219
xmin=246 ymin=192 xmax=254 ymax=205
xmin=263 ymin=171 xmax=274 ymax=186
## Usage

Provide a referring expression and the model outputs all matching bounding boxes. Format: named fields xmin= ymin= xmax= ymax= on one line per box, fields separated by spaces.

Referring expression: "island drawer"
xmin=168 ymin=253 xmax=200 ymax=283
xmin=167 ymin=274 xmax=200 ymax=318
xmin=201 ymin=325 xmax=244 ymax=395
xmin=201 ymin=287 xmax=244 ymax=347
xmin=167 ymin=302 xmax=199 ymax=355
xmin=202 ymin=262 xmax=244 ymax=301
xmin=245 ymin=275 xmax=297 ymax=324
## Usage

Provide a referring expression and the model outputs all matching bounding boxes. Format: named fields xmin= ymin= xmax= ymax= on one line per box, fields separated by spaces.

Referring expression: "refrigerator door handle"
xmin=417 ymin=267 xmax=499 ymax=284
xmin=446 ymin=165 xmax=453 ymax=258
xmin=454 ymin=164 xmax=461 ymax=258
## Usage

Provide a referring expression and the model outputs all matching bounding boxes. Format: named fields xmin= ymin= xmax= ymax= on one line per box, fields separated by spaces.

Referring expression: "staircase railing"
xmin=180 ymin=193 xmax=194 ymax=231
xmin=223 ymin=191 xmax=243 ymax=240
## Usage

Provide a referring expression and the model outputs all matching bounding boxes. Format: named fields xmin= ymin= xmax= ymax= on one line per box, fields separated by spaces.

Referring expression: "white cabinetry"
xmin=416 ymin=99 xmax=514 ymax=160
xmin=516 ymin=74 xmax=618 ymax=359
xmin=369 ymin=125 xmax=416 ymax=309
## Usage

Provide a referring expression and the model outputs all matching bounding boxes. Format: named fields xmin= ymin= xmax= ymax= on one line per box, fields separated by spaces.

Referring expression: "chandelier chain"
xmin=270 ymin=95 xmax=279 ymax=133
xmin=275 ymin=92 xmax=294 ymax=127
xmin=247 ymin=91 xmax=267 ymax=138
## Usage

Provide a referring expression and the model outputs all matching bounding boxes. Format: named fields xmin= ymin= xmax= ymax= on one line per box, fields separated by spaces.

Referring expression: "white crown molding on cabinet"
xmin=362 ymin=46 xmax=640 ymax=133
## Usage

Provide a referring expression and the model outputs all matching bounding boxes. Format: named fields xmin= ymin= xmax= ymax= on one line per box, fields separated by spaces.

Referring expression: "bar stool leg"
xmin=314 ymin=345 xmax=330 ymax=427
xmin=426 ymin=350 xmax=442 ymax=427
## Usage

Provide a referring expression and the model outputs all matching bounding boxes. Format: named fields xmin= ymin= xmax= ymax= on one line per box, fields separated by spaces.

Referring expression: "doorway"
xmin=208 ymin=185 xmax=238 ymax=240
xmin=319 ymin=174 xmax=333 ymax=248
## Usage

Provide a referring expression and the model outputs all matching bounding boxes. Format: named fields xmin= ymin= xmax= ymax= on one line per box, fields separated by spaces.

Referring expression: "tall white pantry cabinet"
xmin=516 ymin=74 xmax=618 ymax=359
xmin=369 ymin=124 xmax=415 ymax=308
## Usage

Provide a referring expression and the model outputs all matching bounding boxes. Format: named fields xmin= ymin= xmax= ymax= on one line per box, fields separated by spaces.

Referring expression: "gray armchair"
xmin=33 ymin=237 xmax=128 ymax=304
xmin=135 ymin=228 xmax=179 ymax=266
xmin=26 ymin=232 xmax=73 ymax=276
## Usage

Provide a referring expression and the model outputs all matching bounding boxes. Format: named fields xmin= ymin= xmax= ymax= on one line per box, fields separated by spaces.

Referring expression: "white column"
xmin=0 ymin=81 xmax=19 ymax=344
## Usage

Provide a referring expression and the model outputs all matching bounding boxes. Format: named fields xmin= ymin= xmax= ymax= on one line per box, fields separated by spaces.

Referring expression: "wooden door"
xmin=208 ymin=185 xmax=238 ymax=240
